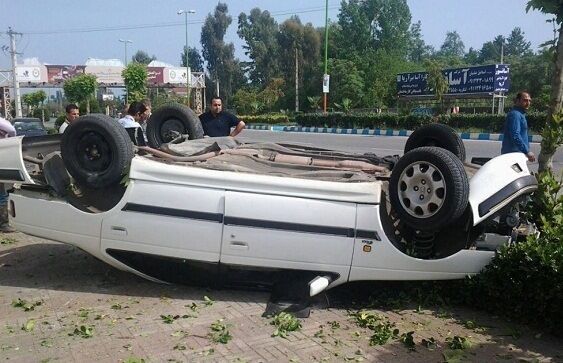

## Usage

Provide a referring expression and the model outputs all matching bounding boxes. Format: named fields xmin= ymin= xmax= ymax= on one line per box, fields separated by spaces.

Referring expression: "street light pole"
xmin=178 ymin=9 xmax=195 ymax=108
xmin=322 ymin=0 xmax=329 ymax=113
xmin=118 ymin=39 xmax=132 ymax=66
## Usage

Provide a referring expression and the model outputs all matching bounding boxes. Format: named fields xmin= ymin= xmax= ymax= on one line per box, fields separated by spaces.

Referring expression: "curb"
xmin=246 ymin=125 xmax=542 ymax=143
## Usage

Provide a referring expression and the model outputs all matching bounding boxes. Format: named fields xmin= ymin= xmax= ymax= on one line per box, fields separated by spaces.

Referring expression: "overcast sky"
xmin=0 ymin=0 xmax=556 ymax=68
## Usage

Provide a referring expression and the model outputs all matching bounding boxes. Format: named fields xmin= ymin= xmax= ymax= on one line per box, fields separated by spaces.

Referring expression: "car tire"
xmin=404 ymin=123 xmax=466 ymax=162
xmin=389 ymin=146 xmax=469 ymax=231
xmin=146 ymin=103 xmax=204 ymax=148
xmin=61 ymin=114 xmax=134 ymax=189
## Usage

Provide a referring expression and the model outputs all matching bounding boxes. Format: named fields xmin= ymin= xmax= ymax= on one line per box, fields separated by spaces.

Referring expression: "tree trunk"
xmin=539 ymin=24 xmax=563 ymax=172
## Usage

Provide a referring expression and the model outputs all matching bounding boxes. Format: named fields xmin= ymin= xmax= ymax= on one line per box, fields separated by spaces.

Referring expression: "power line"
xmin=22 ymin=5 xmax=340 ymax=35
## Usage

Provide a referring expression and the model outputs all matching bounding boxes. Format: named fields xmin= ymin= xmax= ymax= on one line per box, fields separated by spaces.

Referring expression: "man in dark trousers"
xmin=199 ymin=97 xmax=245 ymax=137
xmin=501 ymin=91 xmax=535 ymax=162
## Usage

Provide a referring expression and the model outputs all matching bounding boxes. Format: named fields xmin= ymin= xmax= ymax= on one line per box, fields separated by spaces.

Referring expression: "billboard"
xmin=16 ymin=66 xmax=44 ymax=82
xmin=85 ymin=66 xmax=124 ymax=84
xmin=397 ymin=64 xmax=510 ymax=97
xmin=165 ymin=67 xmax=190 ymax=85
xmin=46 ymin=65 xmax=85 ymax=83
xmin=147 ymin=67 xmax=164 ymax=84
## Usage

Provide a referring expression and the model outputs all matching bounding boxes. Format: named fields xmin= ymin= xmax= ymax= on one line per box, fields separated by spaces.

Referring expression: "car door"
xmin=220 ymin=191 xmax=356 ymax=278
xmin=101 ymin=179 xmax=225 ymax=263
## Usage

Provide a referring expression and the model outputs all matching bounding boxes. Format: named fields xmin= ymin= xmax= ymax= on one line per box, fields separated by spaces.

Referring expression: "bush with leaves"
xmin=122 ymin=63 xmax=148 ymax=102
xmin=239 ymin=114 xmax=291 ymax=125
xmin=295 ymin=112 xmax=546 ymax=132
xmin=463 ymin=170 xmax=563 ymax=335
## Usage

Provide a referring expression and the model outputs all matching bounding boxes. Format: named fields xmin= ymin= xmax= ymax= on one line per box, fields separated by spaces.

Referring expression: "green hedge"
xmin=240 ymin=114 xmax=291 ymax=125
xmin=461 ymin=170 xmax=563 ymax=335
xmin=294 ymin=112 xmax=547 ymax=133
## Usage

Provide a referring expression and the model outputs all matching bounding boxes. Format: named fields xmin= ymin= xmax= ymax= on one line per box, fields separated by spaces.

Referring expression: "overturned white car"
xmin=0 ymin=104 xmax=537 ymax=295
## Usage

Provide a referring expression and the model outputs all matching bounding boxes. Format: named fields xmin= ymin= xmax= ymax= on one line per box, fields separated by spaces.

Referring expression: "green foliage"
xmin=12 ymin=298 xmax=41 ymax=312
xmin=334 ymin=98 xmax=353 ymax=113
xmin=63 ymin=74 xmax=97 ymax=105
xmin=241 ymin=114 xmax=291 ymax=125
xmin=54 ymin=115 xmax=66 ymax=129
xmin=122 ymin=63 xmax=148 ymax=102
xmin=22 ymin=90 xmax=47 ymax=110
xmin=71 ymin=325 xmax=94 ymax=338
xmin=270 ymin=312 xmax=302 ymax=338
xmin=131 ymin=50 xmax=155 ymax=65
xmin=526 ymin=0 xmax=563 ymax=23
xmin=446 ymin=336 xmax=472 ymax=350
xmin=463 ymin=173 xmax=563 ymax=334
xmin=525 ymin=170 xmax=563 ymax=232
xmin=209 ymin=319 xmax=232 ymax=344
xmin=540 ymin=111 xmax=563 ymax=155
xmin=295 ymin=112 xmax=547 ymax=132
xmin=351 ymin=311 xmax=399 ymax=345
xmin=425 ymin=59 xmax=449 ymax=103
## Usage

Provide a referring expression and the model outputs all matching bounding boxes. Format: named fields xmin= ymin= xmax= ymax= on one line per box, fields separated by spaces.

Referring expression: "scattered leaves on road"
xmin=12 ymin=298 xmax=42 ymax=311
xmin=70 ymin=325 xmax=94 ymax=338
xmin=271 ymin=312 xmax=302 ymax=338
xmin=0 ymin=237 xmax=17 ymax=245
xmin=209 ymin=319 xmax=232 ymax=344
xmin=22 ymin=319 xmax=35 ymax=332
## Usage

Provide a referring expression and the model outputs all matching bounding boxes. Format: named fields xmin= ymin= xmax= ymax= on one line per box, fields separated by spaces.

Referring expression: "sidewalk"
xmin=246 ymin=125 xmax=542 ymax=143
xmin=1 ymin=234 xmax=561 ymax=362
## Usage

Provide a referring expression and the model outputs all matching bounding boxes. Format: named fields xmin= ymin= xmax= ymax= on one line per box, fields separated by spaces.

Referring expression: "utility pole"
xmin=322 ymin=0 xmax=329 ymax=113
xmin=295 ymin=48 xmax=299 ymax=112
xmin=8 ymin=28 xmax=22 ymax=118
xmin=498 ymin=42 xmax=505 ymax=114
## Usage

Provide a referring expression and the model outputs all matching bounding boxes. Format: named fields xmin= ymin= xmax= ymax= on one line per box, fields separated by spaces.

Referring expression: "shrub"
xmin=294 ymin=112 xmax=546 ymax=132
xmin=462 ymin=170 xmax=563 ymax=335
xmin=241 ymin=114 xmax=291 ymax=125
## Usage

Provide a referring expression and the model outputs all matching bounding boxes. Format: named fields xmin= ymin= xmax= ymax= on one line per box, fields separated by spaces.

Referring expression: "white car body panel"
xmin=469 ymin=152 xmax=535 ymax=225
xmin=130 ymin=156 xmax=382 ymax=204
xmin=350 ymin=204 xmax=494 ymax=281
xmin=0 ymin=136 xmax=35 ymax=184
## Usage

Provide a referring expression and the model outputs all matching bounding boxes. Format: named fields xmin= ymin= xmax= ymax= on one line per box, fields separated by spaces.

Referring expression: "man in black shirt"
xmin=199 ymin=97 xmax=245 ymax=137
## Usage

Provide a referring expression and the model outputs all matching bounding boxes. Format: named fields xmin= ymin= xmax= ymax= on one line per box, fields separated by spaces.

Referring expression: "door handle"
xmin=110 ymin=226 xmax=127 ymax=236
xmin=229 ymin=241 xmax=249 ymax=250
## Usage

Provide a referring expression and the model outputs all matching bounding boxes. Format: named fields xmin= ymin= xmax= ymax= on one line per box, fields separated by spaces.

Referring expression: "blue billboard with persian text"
xmin=397 ymin=64 xmax=510 ymax=97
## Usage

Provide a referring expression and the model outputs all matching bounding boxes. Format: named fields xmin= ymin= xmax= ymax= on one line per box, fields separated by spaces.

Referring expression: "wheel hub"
xmin=397 ymin=161 xmax=446 ymax=218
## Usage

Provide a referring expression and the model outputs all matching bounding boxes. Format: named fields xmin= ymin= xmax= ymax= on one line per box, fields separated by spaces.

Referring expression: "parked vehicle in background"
xmin=12 ymin=118 xmax=48 ymax=137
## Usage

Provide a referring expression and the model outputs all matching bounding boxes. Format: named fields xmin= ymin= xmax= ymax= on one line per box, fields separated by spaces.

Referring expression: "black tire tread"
xmin=146 ymin=103 xmax=204 ymax=148
xmin=61 ymin=114 xmax=133 ymax=189
xmin=405 ymin=123 xmax=466 ymax=162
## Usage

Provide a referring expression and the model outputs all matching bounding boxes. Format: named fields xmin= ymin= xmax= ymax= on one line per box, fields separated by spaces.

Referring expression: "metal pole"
xmin=8 ymin=28 xmax=22 ymax=118
xmin=119 ymin=39 xmax=132 ymax=66
xmin=323 ymin=0 xmax=328 ymax=113
xmin=185 ymin=12 xmax=190 ymax=107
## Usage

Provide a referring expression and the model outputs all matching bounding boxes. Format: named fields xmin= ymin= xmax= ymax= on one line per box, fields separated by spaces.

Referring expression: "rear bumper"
xmin=478 ymin=174 xmax=538 ymax=217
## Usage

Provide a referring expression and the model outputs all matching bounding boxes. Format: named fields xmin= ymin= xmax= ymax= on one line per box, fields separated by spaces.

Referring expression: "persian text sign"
xmin=397 ymin=64 xmax=510 ymax=97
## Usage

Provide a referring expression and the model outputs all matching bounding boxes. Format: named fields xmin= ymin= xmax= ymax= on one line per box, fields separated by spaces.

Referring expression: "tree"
xmin=464 ymin=47 xmax=480 ymax=65
xmin=478 ymin=35 xmax=506 ymax=63
xmin=425 ymin=59 xmax=449 ymax=110
xmin=181 ymin=47 xmax=204 ymax=72
xmin=408 ymin=21 xmax=434 ymax=63
xmin=22 ymin=90 xmax=46 ymax=116
xmin=122 ymin=63 xmax=148 ymax=102
xmin=506 ymin=27 xmax=532 ymax=57
xmin=438 ymin=31 xmax=465 ymax=58
xmin=327 ymin=59 xmax=365 ymax=106
xmin=277 ymin=16 xmax=320 ymax=110
xmin=238 ymin=8 xmax=280 ymax=86
xmin=132 ymin=50 xmax=156 ymax=65
xmin=336 ymin=0 xmax=412 ymax=57
xmin=526 ymin=0 xmax=563 ymax=171
xmin=63 ymin=74 xmax=97 ymax=113
xmin=201 ymin=3 xmax=245 ymax=103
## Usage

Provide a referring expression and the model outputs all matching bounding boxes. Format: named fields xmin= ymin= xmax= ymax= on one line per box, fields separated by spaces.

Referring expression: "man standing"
xmin=199 ymin=97 xmax=245 ymax=137
xmin=118 ymin=101 xmax=148 ymax=145
xmin=0 ymin=116 xmax=16 ymax=232
xmin=501 ymin=91 xmax=535 ymax=162
xmin=59 ymin=104 xmax=80 ymax=133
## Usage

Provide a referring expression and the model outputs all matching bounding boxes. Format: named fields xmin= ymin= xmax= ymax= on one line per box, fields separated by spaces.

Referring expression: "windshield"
xmin=13 ymin=120 xmax=45 ymax=132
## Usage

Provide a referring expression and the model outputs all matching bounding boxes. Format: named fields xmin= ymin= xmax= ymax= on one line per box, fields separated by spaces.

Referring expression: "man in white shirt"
xmin=118 ymin=101 xmax=148 ymax=145
xmin=59 ymin=104 xmax=80 ymax=133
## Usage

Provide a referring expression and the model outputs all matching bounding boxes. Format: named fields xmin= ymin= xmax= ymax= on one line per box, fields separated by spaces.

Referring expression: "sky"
xmin=0 ymin=0 xmax=557 ymax=69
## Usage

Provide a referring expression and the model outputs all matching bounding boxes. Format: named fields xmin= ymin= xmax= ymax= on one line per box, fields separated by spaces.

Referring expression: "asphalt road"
xmin=239 ymin=129 xmax=563 ymax=174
